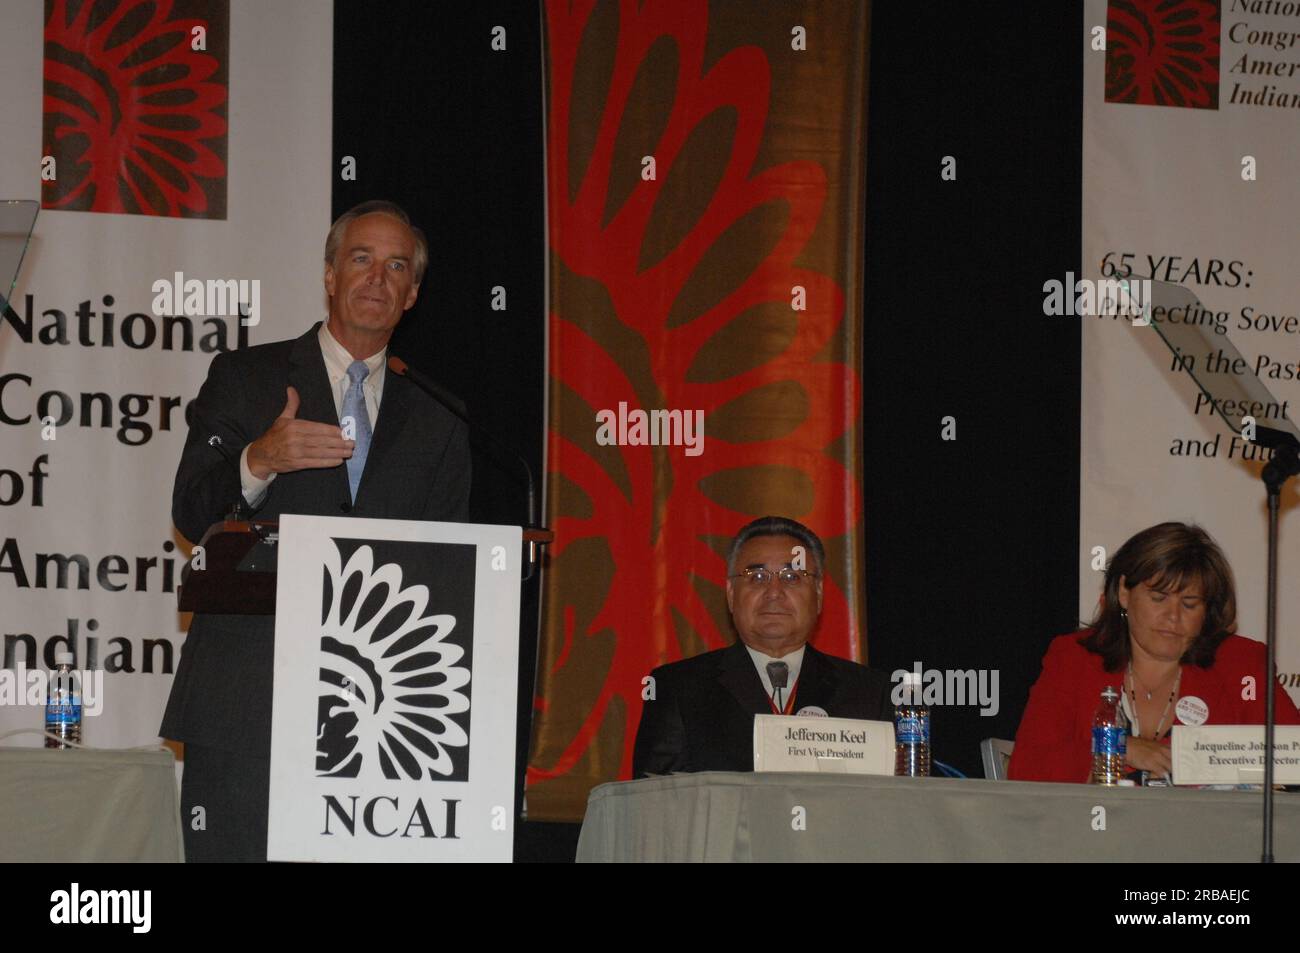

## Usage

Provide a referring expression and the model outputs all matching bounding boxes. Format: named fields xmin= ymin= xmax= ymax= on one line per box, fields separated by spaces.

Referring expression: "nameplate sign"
xmin=1171 ymin=725 xmax=1300 ymax=785
xmin=752 ymin=715 xmax=895 ymax=775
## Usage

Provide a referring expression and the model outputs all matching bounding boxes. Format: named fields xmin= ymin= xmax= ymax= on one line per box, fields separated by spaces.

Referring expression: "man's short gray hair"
xmin=726 ymin=516 xmax=826 ymax=575
xmin=324 ymin=199 xmax=428 ymax=284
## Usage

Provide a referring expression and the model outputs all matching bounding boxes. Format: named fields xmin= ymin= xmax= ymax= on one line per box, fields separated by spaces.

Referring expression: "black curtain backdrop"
xmin=332 ymin=0 xmax=1083 ymax=861
xmin=863 ymin=3 xmax=1083 ymax=790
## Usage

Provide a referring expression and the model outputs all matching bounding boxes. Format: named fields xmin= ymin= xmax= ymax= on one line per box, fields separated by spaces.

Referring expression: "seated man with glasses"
xmin=632 ymin=515 xmax=891 ymax=777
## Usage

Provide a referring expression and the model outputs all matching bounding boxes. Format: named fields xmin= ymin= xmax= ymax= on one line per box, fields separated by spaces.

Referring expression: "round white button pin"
xmin=1176 ymin=695 xmax=1208 ymax=726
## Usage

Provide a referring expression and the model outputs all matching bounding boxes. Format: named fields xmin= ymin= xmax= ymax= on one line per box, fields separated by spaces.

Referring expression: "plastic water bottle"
xmin=894 ymin=672 xmax=931 ymax=777
xmin=1088 ymin=685 xmax=1128 ymax=785
xmin=44 ymin=652 xmax=82 ymax=748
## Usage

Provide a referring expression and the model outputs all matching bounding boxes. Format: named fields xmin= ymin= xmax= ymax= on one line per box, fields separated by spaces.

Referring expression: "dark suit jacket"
xmin=632 ymin=641 xmax=893 ymax=777
xmin=160 ymin=323 xmax=470 ymax=755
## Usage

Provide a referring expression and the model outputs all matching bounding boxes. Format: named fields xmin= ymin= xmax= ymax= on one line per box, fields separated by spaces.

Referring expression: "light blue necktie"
xmin=342 ymin=360 xmax=372 ymax=501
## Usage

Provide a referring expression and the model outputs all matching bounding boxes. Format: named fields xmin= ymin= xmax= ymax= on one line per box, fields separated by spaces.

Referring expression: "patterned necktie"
xmin=767 ymin=660 xmax=790 ymax=712
xmin=342 ymin=360 xmax=372 ymax=501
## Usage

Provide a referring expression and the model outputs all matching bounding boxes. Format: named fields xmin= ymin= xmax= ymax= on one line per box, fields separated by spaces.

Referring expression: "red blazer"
xmin=1008 ymin=631 xmax=1300 ymax=783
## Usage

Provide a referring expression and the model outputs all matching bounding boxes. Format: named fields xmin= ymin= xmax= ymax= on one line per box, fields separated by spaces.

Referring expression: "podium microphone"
xmin=387 ymin=356 xmax=543 ymax=579
xmin=767 ymin=661 xmax=789 ymax=711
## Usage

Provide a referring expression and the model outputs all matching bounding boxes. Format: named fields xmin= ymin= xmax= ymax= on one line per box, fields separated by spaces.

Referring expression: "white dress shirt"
xmin=238 ymin=322 xmax=387 ymax=504
xmin=744 ymin=643 xmax=806 ymax=710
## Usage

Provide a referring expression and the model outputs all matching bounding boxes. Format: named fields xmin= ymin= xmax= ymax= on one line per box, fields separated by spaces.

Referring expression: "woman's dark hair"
xmin=1080 ymin=522 xmax=1237 ymax=671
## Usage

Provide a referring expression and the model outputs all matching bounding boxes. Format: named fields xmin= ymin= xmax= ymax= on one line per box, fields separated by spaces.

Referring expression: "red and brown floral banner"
xmin=529 ymin=0 xmax=870 ymax=820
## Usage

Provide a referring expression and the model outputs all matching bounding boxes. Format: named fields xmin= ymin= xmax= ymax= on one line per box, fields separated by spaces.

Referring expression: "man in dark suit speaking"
xmin=162 ymin=200 xmax=470 ymax=861
xmin=632 ymin=516 xmax=891 ymax=777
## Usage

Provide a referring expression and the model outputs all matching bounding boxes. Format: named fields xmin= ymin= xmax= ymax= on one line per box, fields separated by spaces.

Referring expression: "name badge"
xmin=1175 ymin=695 xmax=1208 ymax=726
xmin=752 ymin=714 xmax=895 ymax=775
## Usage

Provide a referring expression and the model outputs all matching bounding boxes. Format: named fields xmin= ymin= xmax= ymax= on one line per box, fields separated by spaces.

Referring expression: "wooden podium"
xmin=177 ymin=519 xmax=553 ymax=614
xmin=176 ymin=520 xmax=279 ymax=614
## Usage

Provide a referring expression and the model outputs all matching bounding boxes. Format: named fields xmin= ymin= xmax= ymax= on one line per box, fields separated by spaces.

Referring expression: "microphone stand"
xmin=1257 ymin=427 xmax=1300 ymax=863
xmin=387 ymin=356 xmax=547 ymax=581
xmin=1123 ymin=275 xmax=1300 ymax=863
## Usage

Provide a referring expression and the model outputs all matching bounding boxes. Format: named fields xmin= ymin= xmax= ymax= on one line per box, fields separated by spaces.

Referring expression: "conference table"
xmin=0 ymin=746 xmax=184 ymax=862
xmin=576 ymin=771 xmax=1300 ymax=862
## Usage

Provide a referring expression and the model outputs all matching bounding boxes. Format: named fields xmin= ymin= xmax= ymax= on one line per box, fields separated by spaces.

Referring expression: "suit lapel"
xmin=792 ymin=644 xmax=836 ymax=713
xmin=718 ymin=642 xmax=772 ymax=715
xmin=287 ymin=323 xmax=350 ymax=502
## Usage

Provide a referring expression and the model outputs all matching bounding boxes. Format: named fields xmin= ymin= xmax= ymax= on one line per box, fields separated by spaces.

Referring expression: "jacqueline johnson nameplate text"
xmin=1172 ymin=725 xmax=1300 ymax=786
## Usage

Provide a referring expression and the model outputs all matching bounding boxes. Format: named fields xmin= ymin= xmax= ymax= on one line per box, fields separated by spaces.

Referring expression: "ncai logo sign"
xmin=269 ymin=515 xmax=520 ymax=862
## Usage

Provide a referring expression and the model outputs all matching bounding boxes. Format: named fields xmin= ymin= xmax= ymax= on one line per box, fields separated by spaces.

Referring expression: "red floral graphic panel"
xmin=42 ymin=0 xmax=229 ymax=218
xmin=528 ymin=0 xmax=869 ymax=819
xmin=1106 ymin=0 xmax=1220 ymax=109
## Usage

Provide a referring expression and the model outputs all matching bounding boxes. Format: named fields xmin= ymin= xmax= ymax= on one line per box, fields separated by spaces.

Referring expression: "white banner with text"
xmin=1081 ymin=0 xmax=1300 ymax=702
xmin=0 ymin=1 xmax=333 ymax=749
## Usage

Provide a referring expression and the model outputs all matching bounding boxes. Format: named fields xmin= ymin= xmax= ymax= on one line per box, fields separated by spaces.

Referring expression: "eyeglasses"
xmin=729 ymin=568 xmax=820 ymax=588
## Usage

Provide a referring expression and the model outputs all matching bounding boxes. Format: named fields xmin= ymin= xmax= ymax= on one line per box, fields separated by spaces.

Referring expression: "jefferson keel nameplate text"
xmin=752 ymin=715 xmax=894 ymax=775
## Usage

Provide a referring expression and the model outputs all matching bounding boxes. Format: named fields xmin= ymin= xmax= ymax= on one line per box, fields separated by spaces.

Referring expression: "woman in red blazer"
xmin=1009 ymin=522 xmax=1300 ymax=783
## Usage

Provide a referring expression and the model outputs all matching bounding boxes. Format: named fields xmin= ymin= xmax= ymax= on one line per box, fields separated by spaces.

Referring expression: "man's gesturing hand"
xmin=246 ymin=386 xmax=354 ymax=479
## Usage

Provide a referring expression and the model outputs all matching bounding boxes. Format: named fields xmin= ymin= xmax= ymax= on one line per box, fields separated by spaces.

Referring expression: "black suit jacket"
xmin=160 ymin=323 xmax=470 ymax=755
xmin=632 ymin=641 xmax=892 ymax=777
